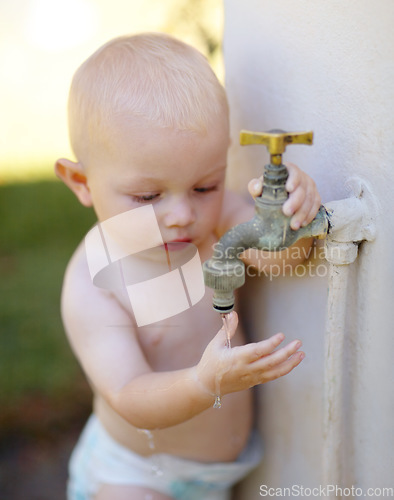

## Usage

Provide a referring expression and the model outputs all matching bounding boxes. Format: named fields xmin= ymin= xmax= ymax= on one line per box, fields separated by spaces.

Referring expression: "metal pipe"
xmin=322 ymin=179 xmax=378 ymax=499
xmin=323 ymin=242 xmax=357 ymax=497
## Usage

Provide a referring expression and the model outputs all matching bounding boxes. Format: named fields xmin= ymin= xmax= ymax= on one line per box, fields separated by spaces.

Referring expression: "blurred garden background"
xmin=0 ymin=1 xmax=223 ymax=497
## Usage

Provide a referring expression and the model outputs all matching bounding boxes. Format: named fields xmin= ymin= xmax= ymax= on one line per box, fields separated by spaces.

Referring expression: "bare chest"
xmin=135 ymin=288 xmax=223 ymax=371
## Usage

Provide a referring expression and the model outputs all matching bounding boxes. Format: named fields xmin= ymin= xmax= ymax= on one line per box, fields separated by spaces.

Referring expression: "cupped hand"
xmin=196 ymin=311 xmax=305 ymax=398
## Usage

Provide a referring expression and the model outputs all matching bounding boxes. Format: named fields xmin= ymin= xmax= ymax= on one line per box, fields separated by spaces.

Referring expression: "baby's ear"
xmin=55 ymin=158 xmax=92 ymax=207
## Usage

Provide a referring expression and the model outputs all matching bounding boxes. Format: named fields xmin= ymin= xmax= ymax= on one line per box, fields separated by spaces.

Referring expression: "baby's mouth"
xmin=164 ymin=239 xmax=193 ymax=251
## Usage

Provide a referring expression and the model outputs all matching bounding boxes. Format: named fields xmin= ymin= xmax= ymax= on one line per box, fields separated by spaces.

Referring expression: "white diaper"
xmin=67 ymin=414 xmax=262 ymax=500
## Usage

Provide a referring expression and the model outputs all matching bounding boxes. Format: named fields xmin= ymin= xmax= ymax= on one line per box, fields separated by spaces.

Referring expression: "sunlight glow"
xmin=26 ymin=0 xmax=99 ymax=52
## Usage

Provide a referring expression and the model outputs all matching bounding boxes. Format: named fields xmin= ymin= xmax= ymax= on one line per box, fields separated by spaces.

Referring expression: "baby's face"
xmin=84 ymin=116 xmax=230 ymax=251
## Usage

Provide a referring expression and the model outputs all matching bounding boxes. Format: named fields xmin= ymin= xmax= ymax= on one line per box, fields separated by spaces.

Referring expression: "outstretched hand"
xmin=248 ymin=162 xmax=321 ymax=231
xmin=196 ymin=312 xmax=305 ymax=398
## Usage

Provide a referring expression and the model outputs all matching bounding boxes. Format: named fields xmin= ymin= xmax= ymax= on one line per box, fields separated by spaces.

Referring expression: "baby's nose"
xmin=163 ymin=195 xmax=196 ymax=227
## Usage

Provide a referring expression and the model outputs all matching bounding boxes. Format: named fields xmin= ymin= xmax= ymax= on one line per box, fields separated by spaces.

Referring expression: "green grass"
xmin=0 ymin=178 xmax=96 ymax=409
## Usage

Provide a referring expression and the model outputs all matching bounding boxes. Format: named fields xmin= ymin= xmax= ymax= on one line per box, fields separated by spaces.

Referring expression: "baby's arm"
xmin=61 ymin=258 xmax=210 ymax=430
xmin=111 ymin=312 xmax=303 ymax=430
xmin=62 ymin=248 xmax=303 ymax=431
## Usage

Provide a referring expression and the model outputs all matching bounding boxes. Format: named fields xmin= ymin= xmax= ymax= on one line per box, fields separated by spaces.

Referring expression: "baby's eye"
xmin=194 ymin=185 xmax=218 ymax=194
xmin=131 ymin=193 xmax=160 ymax=203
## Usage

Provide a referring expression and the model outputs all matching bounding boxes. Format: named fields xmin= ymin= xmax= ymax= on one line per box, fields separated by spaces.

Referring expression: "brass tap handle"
xmin=240 ymin=129 xmax=313 ymax=165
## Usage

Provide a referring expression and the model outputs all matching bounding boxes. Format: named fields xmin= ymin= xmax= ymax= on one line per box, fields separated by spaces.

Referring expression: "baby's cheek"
xmin=204 ymin=199 xmax=222 ymax=222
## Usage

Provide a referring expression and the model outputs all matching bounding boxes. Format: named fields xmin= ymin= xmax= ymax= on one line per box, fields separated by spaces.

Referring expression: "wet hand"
xmin=248 ymin=162 xmax=321 ymax=231
xmin=196 ymin=311 xmax=305 ymax=397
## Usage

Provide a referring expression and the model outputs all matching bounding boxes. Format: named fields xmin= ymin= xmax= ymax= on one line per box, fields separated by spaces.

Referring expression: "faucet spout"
xmin=203 ymin=200 xmax=329 ymax=313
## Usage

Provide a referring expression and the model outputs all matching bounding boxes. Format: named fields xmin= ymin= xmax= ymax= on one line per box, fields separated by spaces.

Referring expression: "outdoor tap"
xmin=203 ymin=129 xmax=330 ymax=314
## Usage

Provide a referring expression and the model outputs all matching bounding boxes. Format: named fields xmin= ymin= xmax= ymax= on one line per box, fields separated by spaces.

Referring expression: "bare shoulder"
xmin=61 ymin=240 xmax=136 ymax=340
xmin=61 ymin=242 xmax=117 ymax=328
xmin=61 ymin=241 xmax=131 ymax=326
xmin=62 ymin=240 xmax=91 ymax=299
xmin=217 ymin=189 xmax=254 ymax=236
xmin=60 ymin=241 xmax=93 ymax=327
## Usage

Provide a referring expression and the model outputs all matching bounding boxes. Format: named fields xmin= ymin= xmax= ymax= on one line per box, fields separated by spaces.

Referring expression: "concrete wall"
xmin=222 ymin=1 xmax=394 ymax=497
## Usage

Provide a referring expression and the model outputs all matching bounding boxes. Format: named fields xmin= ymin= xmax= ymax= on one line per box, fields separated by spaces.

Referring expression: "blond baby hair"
xmin=68 ymin=32 xmax=228 ymax=164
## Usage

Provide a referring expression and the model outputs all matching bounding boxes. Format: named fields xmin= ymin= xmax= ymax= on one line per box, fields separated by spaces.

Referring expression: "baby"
xmin=55 ymin=33 xmax=321 ymax=500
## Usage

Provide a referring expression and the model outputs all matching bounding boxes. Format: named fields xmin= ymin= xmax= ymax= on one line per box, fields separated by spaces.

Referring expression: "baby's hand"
xmin=195 ymin=312 xmax=304 ymax=398
xmin=248 ymin=162 xmax=321 ymax=231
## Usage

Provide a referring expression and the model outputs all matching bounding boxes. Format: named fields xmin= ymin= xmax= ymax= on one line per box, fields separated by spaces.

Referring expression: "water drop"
xmin=151 ymin=464 xmax=164 ymax=476
xmin=138 ymin=429 xmax=155 ymax=450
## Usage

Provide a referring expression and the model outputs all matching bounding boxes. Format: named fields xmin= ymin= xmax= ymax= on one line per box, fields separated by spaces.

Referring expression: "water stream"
xmin=213 ymin=313 xmax=232 ymax=409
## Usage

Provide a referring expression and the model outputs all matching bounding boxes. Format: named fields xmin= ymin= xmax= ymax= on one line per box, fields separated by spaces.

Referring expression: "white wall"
xmin=223 ymin=1 xmax=394 ymax=497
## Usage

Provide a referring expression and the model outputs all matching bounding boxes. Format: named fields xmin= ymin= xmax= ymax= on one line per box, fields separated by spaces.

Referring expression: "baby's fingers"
xmin=284 ymin=162 xmax=302 ymax=193
xmin=261 ymin=350 xmax=305 ymax=381
xmin=282 ymin=162 xmax=321 ymax=230
xmin=235 ymin=338 xmax=304 ymax=389
xmin=256 ymin=339 xmax=302 ymax=368
xmin=248 ymin=177 xmax=263 ymax=198
xmin=303 ymin=196 xmax=322 ymax=228
xmin=242 ymin=332 xmax=285 ymax=362
xmin=286 ymin=183 xmax=317 ymax=230
xmin=243 ymin=340 xmax=305 ymax=387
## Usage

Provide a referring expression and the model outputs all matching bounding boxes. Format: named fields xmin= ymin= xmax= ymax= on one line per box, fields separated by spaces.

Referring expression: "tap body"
xmin=203 ymin=160 xmax=329 ymax=313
